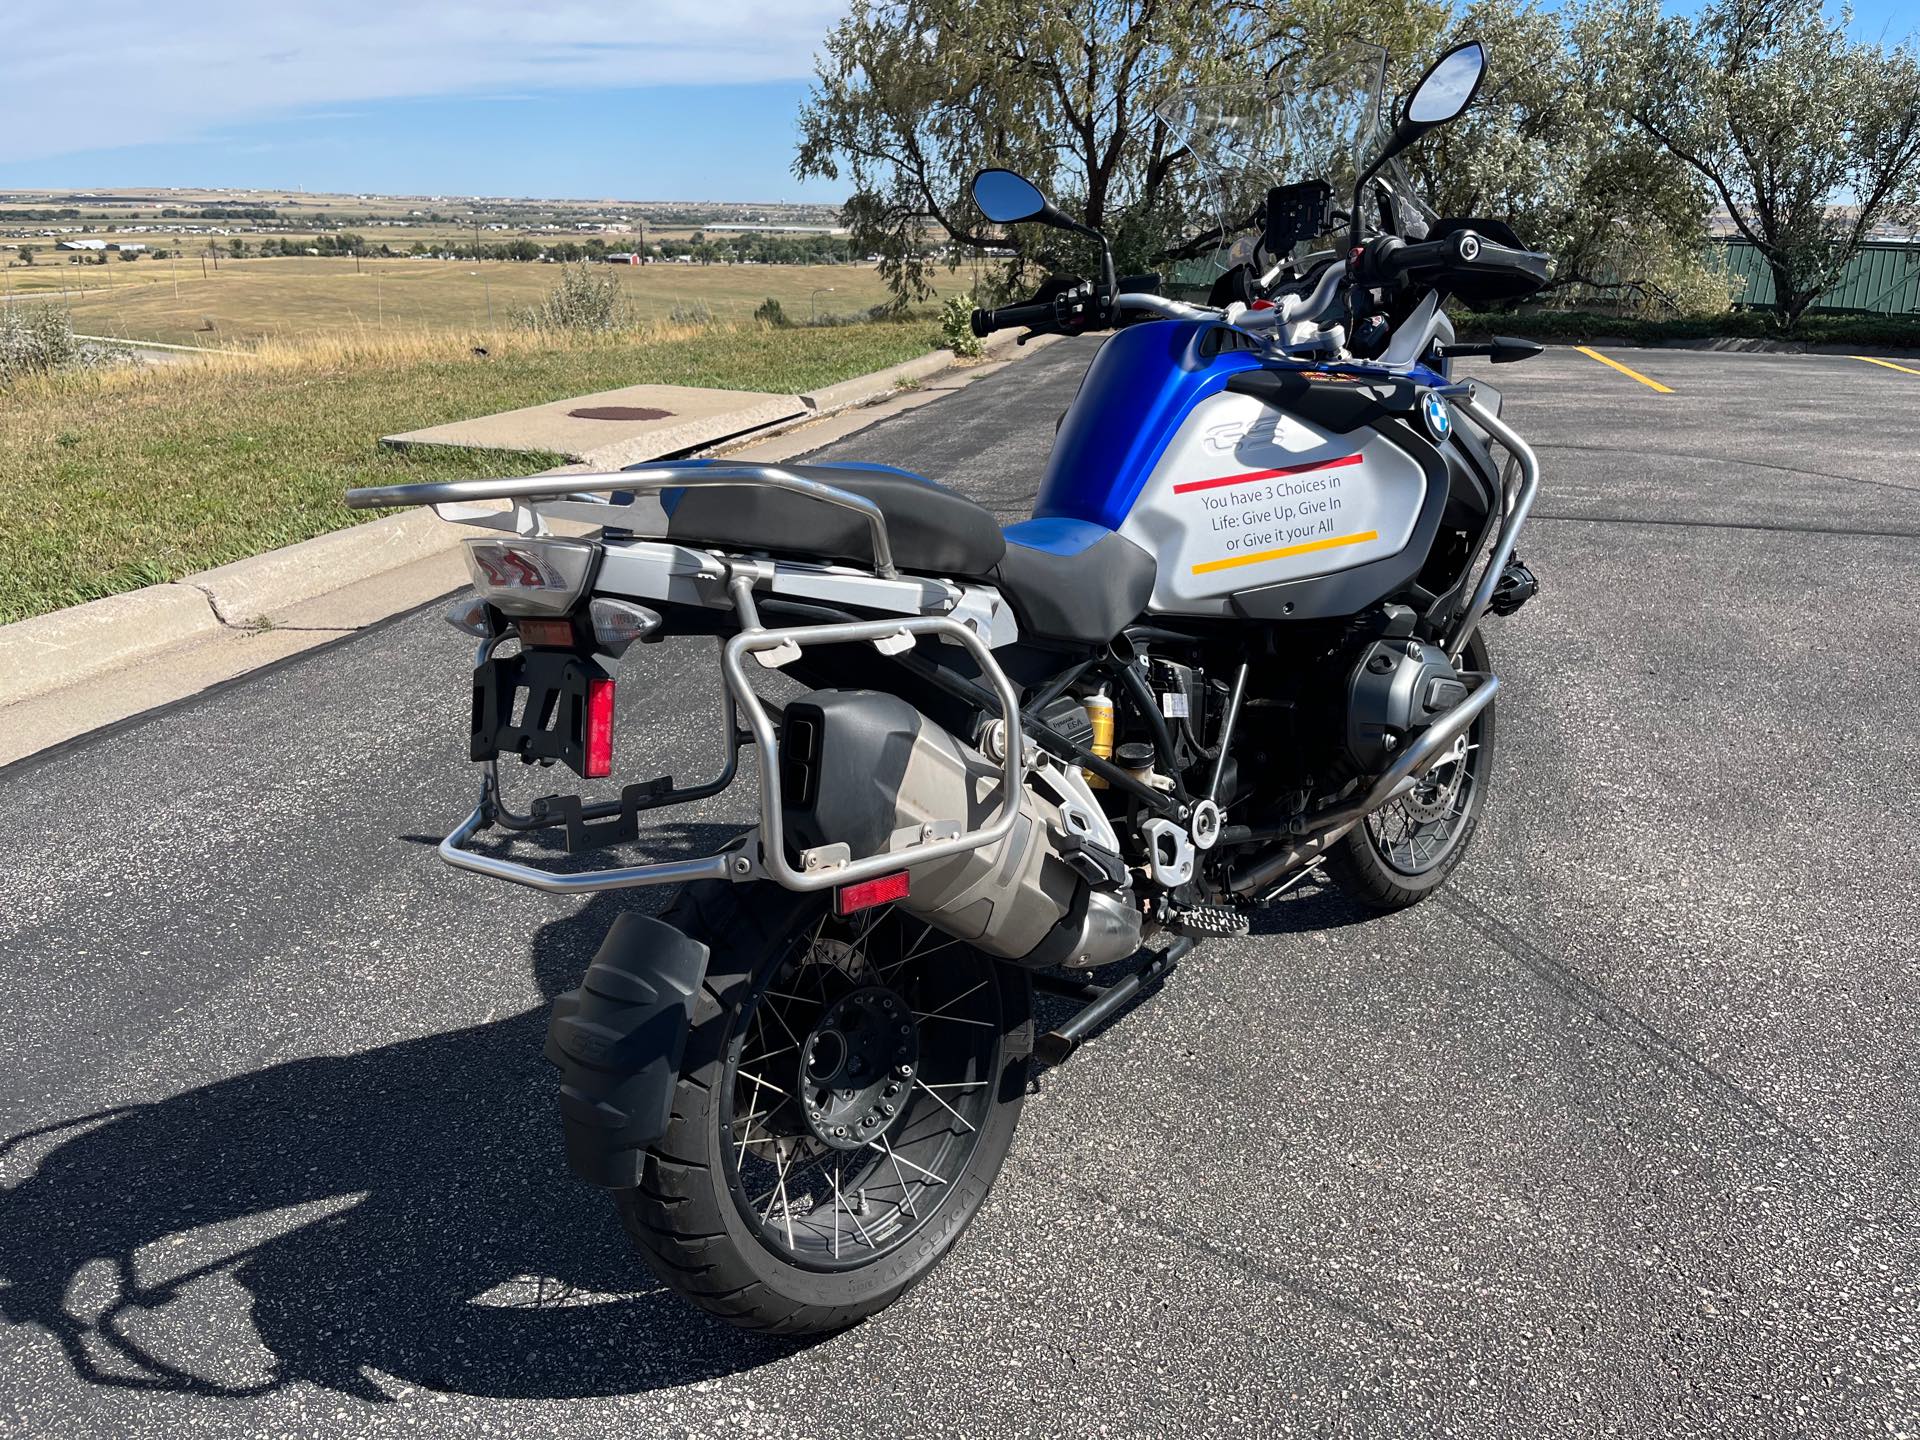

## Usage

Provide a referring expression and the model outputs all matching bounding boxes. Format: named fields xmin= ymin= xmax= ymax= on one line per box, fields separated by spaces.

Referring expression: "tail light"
xmin=463 ymin=538 xmax=596 ymax=616
xmin=583 ymin=677 xmax=615 ymax=779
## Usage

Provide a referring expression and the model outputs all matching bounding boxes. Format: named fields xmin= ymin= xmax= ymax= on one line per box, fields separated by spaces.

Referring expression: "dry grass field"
xmin=0 ymin=257 xmax=902 ymax=347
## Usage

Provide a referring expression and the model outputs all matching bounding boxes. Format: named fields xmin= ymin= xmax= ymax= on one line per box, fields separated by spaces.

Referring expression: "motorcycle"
xmin=346 ymin=38 xmax=1550 ymax=1335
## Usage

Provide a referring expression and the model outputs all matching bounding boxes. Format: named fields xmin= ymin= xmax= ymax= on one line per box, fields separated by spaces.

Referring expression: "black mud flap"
xmin=543 ymin=912 xmax=711 ymax=1188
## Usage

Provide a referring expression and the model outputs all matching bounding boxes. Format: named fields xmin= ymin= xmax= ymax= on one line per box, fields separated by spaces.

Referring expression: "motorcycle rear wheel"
xmin=614 ymin=881 xmax=1033 ymax=1335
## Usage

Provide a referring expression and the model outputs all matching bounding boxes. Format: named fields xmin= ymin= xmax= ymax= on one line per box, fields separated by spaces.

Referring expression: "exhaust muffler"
xmin=781 ymin=689 xmax=1140 ymax=967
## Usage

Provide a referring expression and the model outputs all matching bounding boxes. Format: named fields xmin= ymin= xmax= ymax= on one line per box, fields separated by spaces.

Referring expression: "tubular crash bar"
xmin=345 ymin=463 xmax=900 ymax=579
xmin=1445 ymin=394 xmax=1538 ymax=662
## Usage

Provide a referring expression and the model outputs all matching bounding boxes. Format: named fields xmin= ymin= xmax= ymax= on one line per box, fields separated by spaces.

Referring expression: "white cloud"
xmin=0 ymin=1 xmax=847 ymax=164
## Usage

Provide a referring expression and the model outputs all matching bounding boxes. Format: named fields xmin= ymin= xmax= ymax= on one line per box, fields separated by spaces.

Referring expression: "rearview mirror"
xmin=1406 ymin=41 xmax=1485 ymax=126
xmin=972 ymin=169 xmax=1050 ymax=224
xmin=1351 ymin=39 xmax=1487 ymax=250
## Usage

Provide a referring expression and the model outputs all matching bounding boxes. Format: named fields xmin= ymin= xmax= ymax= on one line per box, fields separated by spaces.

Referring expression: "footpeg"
xmin=1167 ymin=903 xmax=1250 ymax=938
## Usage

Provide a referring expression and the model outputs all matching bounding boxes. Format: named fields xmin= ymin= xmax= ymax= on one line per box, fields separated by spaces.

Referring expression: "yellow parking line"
xmin=1573 ymin=345 xmax=1675 ymax=393
xmin=1851 ymin=355 xmax=1920 ymax=375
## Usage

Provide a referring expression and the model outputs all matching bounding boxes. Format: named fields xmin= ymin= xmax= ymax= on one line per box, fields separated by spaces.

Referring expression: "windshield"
xmin=1157 ymin=45 xmax=1432 ymax=279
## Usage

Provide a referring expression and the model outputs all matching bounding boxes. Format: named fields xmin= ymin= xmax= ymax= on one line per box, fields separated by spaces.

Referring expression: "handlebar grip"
xmin=970 ymin=300 xmax=1055 ymax=338
xmin=1374 ymin=232 xmax=1476 ymax=280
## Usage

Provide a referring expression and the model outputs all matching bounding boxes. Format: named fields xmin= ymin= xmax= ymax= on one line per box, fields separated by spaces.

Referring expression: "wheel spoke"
xmin=869 ymin=1138 xmax=946 ymax=1185
xmin=878 ymin=1135 xmax=918 ymax=1218
xmin=915 ymin=978 xmax=987 ymax=1021
xmin=911 ymin=1078 xmax=977 ymax=1133
xmin=725 ymin=903 xmax=997 ymax=1266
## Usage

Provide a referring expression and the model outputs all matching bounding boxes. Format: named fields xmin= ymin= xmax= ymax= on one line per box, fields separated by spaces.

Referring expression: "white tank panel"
xmin=1118 ymin=389 xmax=1429 ymax=615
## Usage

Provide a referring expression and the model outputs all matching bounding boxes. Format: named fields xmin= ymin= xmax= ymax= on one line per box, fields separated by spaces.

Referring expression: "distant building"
xmin=58 ymin=239 xmax=107 ymax=251
xmin=604 ymin=252 xmax=642 ymax=265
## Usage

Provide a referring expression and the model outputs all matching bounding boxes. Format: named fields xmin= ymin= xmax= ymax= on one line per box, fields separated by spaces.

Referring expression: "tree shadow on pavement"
xmin=0 ymin=825 xmax=796 ymax=1403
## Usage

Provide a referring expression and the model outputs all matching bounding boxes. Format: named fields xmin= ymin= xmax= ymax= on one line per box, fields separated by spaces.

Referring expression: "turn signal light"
xmin=834 ymin=870 xmax=911 ymax=917
xmin=588 ymin=597 xmax=662 ymax=657
xmin=443 ymin=593 xmax=491 ymax=637
xmin=583 ymin=677 xmax=615 ymax=779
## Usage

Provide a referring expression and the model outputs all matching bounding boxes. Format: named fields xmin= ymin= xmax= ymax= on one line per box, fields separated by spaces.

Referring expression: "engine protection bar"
xmin=1445 ymin=393 xmax=1538 ymax=661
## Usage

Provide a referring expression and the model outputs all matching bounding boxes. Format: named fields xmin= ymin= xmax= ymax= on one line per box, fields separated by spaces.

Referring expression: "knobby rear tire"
xmin=613 ymin=881 xmax=1033 ymax=1336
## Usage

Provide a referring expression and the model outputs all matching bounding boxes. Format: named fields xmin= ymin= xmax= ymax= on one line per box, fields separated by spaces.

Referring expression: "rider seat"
xmin=991 ymin=518 xmax=1157 ymax=647
xmin=635 ymin=462 xmax=1157 ymax=648
xmin=641 ymin=462 xmax=1005 ymax=578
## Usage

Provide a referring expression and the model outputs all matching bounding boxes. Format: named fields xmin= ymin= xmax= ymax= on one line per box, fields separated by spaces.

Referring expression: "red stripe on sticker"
xmin=1172 ymin=453 xmax=1364 ymax=495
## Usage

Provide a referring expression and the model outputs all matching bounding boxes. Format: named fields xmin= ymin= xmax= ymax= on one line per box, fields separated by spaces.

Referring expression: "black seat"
xmin=991 ymin=518 xmax=1157 ymax=647
xmin=634 ymin=461 xmax=1005 ymax=578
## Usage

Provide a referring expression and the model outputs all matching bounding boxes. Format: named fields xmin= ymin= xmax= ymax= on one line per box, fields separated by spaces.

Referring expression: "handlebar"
xmin=1370 ymin=231 xmax=1477 ymax=281
xmin=970 ymin=272 xmax=1179 ymax=338
xmin=969 ymin=299 xmax=1056 ymax=338
xmin=1367 ymin=229 xmax=1551 ymax=288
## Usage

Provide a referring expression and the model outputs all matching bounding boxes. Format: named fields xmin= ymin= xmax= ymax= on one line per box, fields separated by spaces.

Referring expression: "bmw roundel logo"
xmin=1422 ymin=390 xmax=1452 ymax=442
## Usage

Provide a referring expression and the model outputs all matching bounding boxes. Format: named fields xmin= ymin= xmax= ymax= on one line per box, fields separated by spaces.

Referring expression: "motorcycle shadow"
xmin=0 ymin=824 xmax=795 ymax=1404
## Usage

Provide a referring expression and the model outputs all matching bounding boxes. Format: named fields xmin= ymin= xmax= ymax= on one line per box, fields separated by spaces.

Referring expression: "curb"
xmin=187 ymin=507 xmax=458 ymax=624
xmin=0 ymin=331 xmax=1031 ymax=711
xmin=0 ymin=585 xmax=222 ymax=703
xmin=800 ymin=326 xmax=1027 ymax=414
xmin=799 ymin=348 xmax=966 ymax=415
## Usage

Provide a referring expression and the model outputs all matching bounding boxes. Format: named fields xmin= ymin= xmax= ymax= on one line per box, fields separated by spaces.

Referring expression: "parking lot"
xmin=2 ymin=340 xmax=1916 ymax=1438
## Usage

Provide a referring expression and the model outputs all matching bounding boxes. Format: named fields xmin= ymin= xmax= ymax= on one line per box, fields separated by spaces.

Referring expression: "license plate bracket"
xmin=471 ymin=651 xmax=610 ymax=777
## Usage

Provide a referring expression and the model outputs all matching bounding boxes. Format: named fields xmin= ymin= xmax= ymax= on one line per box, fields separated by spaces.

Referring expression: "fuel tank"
xmin=1034 ymin=320 xmax=1452 ymax=621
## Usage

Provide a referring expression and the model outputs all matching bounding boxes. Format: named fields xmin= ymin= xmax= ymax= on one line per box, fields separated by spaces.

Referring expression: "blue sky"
xmin=0 ymin=1 xmax=1912 ymax=203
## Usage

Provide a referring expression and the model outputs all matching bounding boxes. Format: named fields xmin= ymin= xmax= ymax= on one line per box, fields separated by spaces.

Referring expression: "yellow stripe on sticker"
xmin=1573 ymin=345 xmax=1675 ymax=393
xmin=1851 ymin=355 xmax=1920 ymax=376
xmin=1192 ymin=529 xmax=1379 ymax=576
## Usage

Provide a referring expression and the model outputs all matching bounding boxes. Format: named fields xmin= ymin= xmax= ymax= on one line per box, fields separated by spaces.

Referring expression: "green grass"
xmin=0 ymin=320 xmax=942 ymax=624
xmin=1452 ymin=307 xmax=1920 ymax=350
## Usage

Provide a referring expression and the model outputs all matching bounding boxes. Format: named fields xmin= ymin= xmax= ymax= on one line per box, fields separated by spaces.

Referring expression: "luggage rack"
xmin=346 ymin=462 xmax=903 ymax=578
xmin=344 ymin=467 xmax=1028 ymax=898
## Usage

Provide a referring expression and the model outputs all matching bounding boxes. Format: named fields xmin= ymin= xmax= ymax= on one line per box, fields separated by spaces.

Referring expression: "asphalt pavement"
xmin=2 ymin=341 xmax=1917 ymax=1438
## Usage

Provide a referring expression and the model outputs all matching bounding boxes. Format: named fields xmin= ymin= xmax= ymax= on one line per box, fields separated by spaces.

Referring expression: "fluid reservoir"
xmin=1082 ymin=688 xmax=1114 ymax=788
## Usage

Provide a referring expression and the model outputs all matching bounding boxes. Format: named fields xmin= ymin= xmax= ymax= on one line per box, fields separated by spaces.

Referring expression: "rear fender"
xmin=544 ymin=912 xmax=710 ymax=1188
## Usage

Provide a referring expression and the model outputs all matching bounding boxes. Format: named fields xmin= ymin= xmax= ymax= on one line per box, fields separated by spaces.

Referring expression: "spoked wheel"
xmin=1327 ymin=633 xmax=1498 ymax=910
xmin=616 ymin=881 xmax=1031 ymax=1335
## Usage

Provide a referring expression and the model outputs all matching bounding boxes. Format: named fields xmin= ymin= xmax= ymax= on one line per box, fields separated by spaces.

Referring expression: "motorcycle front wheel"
xmin=614 ymin=881 xmax=1032 ymax=1335
xmin=1325 ymin=631 xmax=1498 ymax=911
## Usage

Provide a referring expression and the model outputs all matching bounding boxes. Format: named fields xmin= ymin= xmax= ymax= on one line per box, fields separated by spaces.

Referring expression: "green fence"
xmin=1719 ymin=238 xmax=1920 ymax=315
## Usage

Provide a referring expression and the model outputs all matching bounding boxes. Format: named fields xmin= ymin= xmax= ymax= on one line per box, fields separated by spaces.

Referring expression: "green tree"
xmin=796 ymin=0 xmax=1261 ymax=301
xmin=15 ymin=245 xmax=33 ymax=265
xmin=1632 ymin=0 xmax=1920 ymax=326
xmin=794 ymin=0 xmax=1707 ymax=306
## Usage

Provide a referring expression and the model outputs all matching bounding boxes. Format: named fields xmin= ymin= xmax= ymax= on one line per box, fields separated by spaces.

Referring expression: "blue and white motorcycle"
xmin=349 ymin=39 xmax=1549 ymax=1333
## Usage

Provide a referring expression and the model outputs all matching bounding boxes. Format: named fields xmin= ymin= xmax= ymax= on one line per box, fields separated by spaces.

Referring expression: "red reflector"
xmin=516 ymin=617 xmax=574 ymax=648
xmin=834 ymin=870 xmax=911 ymax=917
xmin=583 ymin=677 xmax=615 ymax=779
